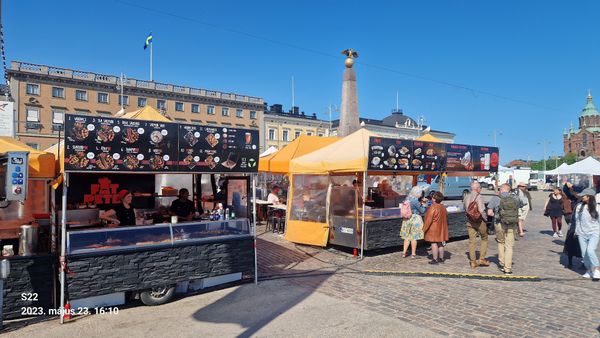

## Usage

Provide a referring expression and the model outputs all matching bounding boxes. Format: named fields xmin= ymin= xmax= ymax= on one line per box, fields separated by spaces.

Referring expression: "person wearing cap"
xmin=100 ymin=190 xmax=136 ymax=226
xmin=516 ymin=182 xmax=532 ymax=237
xmin=574 ymin=188 xmax=600 ymax=279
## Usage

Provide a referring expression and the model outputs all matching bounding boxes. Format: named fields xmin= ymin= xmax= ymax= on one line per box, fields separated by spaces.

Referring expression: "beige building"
xmin=7 ymin=61 xmax=264 ymax=150
xmin=261 ymin=104 xmax=329 ymax=151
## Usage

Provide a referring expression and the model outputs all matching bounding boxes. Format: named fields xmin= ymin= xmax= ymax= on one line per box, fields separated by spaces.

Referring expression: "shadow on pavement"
xmin=539 ymin=230 xmax=555 ymax=236
xmin=192 ymin=238 xmax=330 ymax=337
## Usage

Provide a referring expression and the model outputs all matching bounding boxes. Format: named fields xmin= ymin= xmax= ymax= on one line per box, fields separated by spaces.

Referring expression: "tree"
xmin=564 ymin=152 xmax=577 ymax=164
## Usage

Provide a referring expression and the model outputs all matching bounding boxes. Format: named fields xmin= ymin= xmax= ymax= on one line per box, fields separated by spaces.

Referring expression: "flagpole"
xmin=150 ymin=41 xmax=153 ymax=81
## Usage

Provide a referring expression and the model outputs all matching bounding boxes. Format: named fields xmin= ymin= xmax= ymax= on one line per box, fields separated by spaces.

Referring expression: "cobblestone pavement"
xmin=257 ymin=191 xmax=600 ymax=337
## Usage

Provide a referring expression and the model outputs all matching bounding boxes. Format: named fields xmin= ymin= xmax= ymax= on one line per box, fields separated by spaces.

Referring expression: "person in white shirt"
xmin=575 ymin=188 xmax=600 ymax=279
xmin=267 ymin=186 xmax=281 ymax=205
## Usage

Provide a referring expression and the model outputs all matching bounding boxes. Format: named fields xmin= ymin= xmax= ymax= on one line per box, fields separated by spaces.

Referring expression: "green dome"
xmin=581 ymin=92 xmax=599 ymax=117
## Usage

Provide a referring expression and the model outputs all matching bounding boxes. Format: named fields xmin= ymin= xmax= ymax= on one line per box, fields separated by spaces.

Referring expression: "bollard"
xmin=353 ymin=248 xmax=358 ymax=257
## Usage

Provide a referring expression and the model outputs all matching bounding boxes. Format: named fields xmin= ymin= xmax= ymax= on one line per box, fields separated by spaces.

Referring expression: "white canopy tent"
xmin=260 ymin=146 xmax=279 ymax=158
xmin=545 ymin=162 xmax=570 ymax=175
xmin=561 ymin=156 xmax=600 ymax=175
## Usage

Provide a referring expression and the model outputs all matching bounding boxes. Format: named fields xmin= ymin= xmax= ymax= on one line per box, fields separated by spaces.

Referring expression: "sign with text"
xmin=0 ymin=101 xmax=14 ymax=137
xmin=63 ymin=114 xmax=260 ymax=173
xmin=367 ymin=137 xmax=499 ymax=173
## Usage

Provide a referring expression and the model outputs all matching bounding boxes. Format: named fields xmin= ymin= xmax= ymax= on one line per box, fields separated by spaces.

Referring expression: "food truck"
xmin=285 ymin=129 xmax=499 ymax=256
xmin=54 ymin=110 xmax=259 ymax=321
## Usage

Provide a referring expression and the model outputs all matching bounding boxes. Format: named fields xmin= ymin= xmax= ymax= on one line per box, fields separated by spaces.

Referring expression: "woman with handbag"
xmin=544 ymin=188 xmax=565 ymax=238
xmin=400 ymin=186 xmax=427 ymax=258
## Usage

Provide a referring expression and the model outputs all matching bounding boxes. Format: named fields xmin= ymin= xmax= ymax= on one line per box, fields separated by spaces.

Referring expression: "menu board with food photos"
xmin=412 ymin=141 xmax=447 ymax=171
xmin=64 ymin=113 xmax=259 ymax=173
xmin=471 ymin=146 xmax=500 ymax=172
xmin=178 ymin=124 xmax=259 ymax=172
xmin=368 ymin=138 xmax=413 ymax=171
xmin=367 ymin=137 xmax=499 ymax=172
xmin=445 ymin=144 xmax=474 ymax=171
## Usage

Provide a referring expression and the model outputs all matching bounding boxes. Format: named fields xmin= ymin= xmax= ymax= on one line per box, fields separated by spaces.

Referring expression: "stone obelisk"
xmin=338 ymin=48 xmax=360 ymax=137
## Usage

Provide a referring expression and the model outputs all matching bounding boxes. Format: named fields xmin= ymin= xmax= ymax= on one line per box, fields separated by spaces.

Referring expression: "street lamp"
xmin=538 ymin=139 xmax=551 ymax=172
xmin=488 ymin=130 xmax=502 ymax=147
xmin=327 ymin=104 xmax=338 ymax=136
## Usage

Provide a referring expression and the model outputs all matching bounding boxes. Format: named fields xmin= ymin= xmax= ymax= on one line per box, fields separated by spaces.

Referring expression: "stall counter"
xmin=65 ymin=218 xmax=255 ymax=304
xmin=329 ymin=206 xmax=469 ymax=251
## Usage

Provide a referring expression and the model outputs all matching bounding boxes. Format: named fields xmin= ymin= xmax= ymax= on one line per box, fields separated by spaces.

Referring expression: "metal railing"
xmin=10 ymin=61 xmax=264 ymax=105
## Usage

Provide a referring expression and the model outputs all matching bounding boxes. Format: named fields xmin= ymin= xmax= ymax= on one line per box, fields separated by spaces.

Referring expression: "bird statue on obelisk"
xmin=338 ymin=48 xmax=360 ymax=137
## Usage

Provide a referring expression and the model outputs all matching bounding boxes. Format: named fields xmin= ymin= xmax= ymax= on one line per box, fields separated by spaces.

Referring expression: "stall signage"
xmin=367 ymin=137 xmax=499 ymax=172
xmin=178 ymin=124 xmax=259 ymax=172
xmin=83 ymin=177 xmax=122 ymax=205
xmin=63 ymin=114 xmax=260 ymax=173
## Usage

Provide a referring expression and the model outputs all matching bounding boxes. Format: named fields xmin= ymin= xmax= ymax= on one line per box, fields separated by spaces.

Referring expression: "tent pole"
xmin=360 ymin=171 xmax=367 ymax=258
xmin=59 ymin=172 xmax=68 ymax=324
xmin=252 ymin=174 xmax=258 ymax=285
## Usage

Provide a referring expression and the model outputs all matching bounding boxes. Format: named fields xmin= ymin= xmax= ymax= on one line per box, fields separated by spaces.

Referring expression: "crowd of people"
xmin=397 ymin=178 xmax=599 ymax=279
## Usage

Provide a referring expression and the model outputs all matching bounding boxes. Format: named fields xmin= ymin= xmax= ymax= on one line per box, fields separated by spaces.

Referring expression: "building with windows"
xmin=261 ymin=104 xmax=329 ymax=151
xmin=563 ymin=92 xmax=600 ymax=159
xmin=331 ymin=109 xmax=455 ymax=142
xmin=7 ymin=61 xmax=263 ymax=149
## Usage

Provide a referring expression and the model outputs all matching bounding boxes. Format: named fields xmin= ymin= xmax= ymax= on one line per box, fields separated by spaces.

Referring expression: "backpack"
xmin=467 ymin=194 xmax=482 ymax=221
xmin=499 ymin=196 xmax=519 ymax=225
xmin=400 ymin=200 xmax=412 ymax=219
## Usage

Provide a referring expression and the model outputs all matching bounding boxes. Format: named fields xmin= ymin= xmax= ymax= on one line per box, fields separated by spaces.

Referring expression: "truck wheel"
xmin=487 ymin=184 xmax=494 ymax=190
xmin=140 ymin=285 xmax=175 ymax=306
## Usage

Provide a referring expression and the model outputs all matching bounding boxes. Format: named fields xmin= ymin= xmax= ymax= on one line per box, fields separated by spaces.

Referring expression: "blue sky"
xmin=4 ymin=0 xmax=600 ymax=163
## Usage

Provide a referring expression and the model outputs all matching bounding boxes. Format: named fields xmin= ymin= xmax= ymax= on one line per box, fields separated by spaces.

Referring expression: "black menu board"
xmin=64 ymin=113 xmax=259 ymax=173
xmin=445 ymin=144 xmax=473 ymax=171
xmin=472 ymin=146 xmax=500 ymax=172
xmin=412 ymin=141 xmax=446 ymax=171
xmin=366 ymin=137 xmax=498 ymax=173
xmin=367 ymin=137 xmax=413 ymax=171
xmin=177 ymin=124 xmax=259 ymax=172
xmin=64 ymin=114 xmax=179 ymax=172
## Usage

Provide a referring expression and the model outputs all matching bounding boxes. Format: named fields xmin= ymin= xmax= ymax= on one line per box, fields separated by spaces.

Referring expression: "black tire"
xmin=140 ymin=285 xmax=176 ymax=306
xmin=487 ymin=184 xmax=494 ymax=190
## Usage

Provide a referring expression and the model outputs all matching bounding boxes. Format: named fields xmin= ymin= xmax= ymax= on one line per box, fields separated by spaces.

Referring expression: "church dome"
xmin=382 ymin=110 xmax=418 ymax=127
xmin=581 ymin=91 xmax=599 ymax=117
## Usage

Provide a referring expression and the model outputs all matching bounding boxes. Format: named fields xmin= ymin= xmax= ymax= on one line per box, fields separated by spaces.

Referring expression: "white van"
xmin=418 ymin=175 xmax=473 ymax=199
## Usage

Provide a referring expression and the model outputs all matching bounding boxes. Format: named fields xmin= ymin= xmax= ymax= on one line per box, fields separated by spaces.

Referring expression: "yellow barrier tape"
xmin=364 ymin=269 xmax=540 ymax=281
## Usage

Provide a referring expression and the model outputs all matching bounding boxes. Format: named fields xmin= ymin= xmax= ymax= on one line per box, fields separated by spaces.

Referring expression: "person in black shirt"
xmin=171 ymin=188 xmax=195 ymax=222
xmin=100 ymin=190 xmax=136 ymax=226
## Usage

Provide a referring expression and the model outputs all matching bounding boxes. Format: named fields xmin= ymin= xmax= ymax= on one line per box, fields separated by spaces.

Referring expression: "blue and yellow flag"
xmin=143 ymin=33 xmax=153 ymax=50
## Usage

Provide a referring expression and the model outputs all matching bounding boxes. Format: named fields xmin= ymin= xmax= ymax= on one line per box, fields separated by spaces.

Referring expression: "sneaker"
xmin=593 ymin=270 xmax=600 ymax=279
xmin=428 ymin=259 xmax=438 ymax=265
xmin=437 ymin=258 xmax=445 ymax=264
xmin=582 ymin=271 xmax=591 ymax=279
xmin=552 ymin=232 xmax=559 ymax=238
xmin=479 ymin=258 xmax=491 ymax=267
xmin=558 ymin=231 xmax=563 ymax=237
xmin=504 ymin=270 xmax=513 ymax=275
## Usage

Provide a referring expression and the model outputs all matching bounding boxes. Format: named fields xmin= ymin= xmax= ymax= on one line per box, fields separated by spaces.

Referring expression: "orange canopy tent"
xmin=415 ymin=132 xmax=447 ymax=143
xmin=258 ymin=135 xmax=340 ymax=174
xmin=117 ymin=105 xmax=172 ymax=122
xmin=0 ymin=137 xmax=55 ymax=178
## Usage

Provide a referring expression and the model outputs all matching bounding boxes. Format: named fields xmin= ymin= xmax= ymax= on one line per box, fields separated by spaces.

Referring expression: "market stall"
xmin=286 ymin=128 xmax=499 ymax=255
xmin=546 ymin=156 xmax=600 ymax=192
xmin=0 ymin=137 xmax=57 ymax=319
xmin=56 ymin=111 xmax=260 ymax=321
